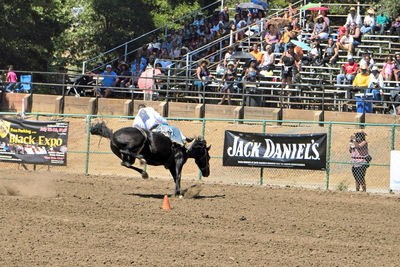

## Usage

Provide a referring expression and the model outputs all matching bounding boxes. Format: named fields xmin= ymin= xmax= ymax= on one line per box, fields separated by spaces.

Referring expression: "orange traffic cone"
xmin=162 ymin=195 xmax=171 ymax=210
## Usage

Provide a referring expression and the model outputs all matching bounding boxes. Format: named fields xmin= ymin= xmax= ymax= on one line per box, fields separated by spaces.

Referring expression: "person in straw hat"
xmin=368 ymin=66 xmax=384 ymax=101
xmin=361 ymin=8 xmax=375 ymax=35
xmin=311 ymin=14 xmax=329 ymax=41
xmin=344 ymin=6 xmax=361 ymax=28
xmin=194 ymin=58 xmax=215 ymax=92
xmin=218 ymin=61 xmax=237 ymax=105
xmin=349 ymin=132 xmax=370 ymax=192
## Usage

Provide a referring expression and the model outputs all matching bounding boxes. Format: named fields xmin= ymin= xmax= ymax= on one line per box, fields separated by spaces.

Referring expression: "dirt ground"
xmin=1 ymin=170 xmax=400 ymax=266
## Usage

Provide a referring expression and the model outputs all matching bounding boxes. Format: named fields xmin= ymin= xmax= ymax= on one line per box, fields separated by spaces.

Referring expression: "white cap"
xmin=347 ymin=55 xmax=353 ymax=60
xmin=106 ymin=64 xmax=112 ymax=69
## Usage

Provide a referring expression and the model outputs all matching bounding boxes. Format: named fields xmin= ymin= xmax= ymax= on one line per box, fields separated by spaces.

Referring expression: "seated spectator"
xmin=381 ymin=55 xmax=395 ymax=82
xmin=97 ymin=65 xmax=117 ymax=98
xmin=193 ymin=59 xmax=215 ymax=92
xmin=260 ymin=45 xmax=275 ymax=72
xmin=278 ymin=24 xmax=296 ymax=52
xmin=310 ymin=15 xmax=329 ymax=41
xmin=288 ymin=2 xmax=298 ymax=18
xmin=306 ymin=10 xmax=318 ymax=32
xmin=250 ymin=44 xmax=264 ymax=65
xmin=349 ymin=22 xmax=362 ymax=48
xmin=359 ymin=51 xmax=375 ymax=70
xmin=337 ymin=55 xmax=358 ymax=85
xmin=220 ymin=6 xmax=229 ymax=23
xmin=322 ymin=37 xmax=339 ymax=66
xmin=361 ymin=8 xmax=375 ymax=34
xmin=215 ymin=25 xmax=227 ymax=39
xmin=393 ymin=52 xmax=400 ymax=85
xmin=292 ymin=17 xmax=302 ymax=40
xmin=302 ymin=39 xmax=322 ymax=66
xmin=351 ymin=63 xmax=370 ymax=99
xmin=264 ymin=24 xmax=280 ymax=53
xmin=219 ymin=61 xmax=238 ymax=105
xmin=161 ymin=35 xmax=173 ymax=53
xmin=244 ymin=59 xmax=259 ymax=83
xmin=374 ymin=11 xmax=390 ymax=36
xmin=193 ymin=13 xmax=204 ymax=28
xmin=389 ymin=15 xmax=400 ymax=42
xmin=279 ymin=43 xmax=299 ymax=88
xmin=223 ymin=46 xmax=235 ymax=67
xmin=169 ymin=42 xmax=181 ymax=60
xmin=336 ymin=28 xmax=354 ymax=56
xmin=6 ymin=65 xmax=18 ymax=92
xmin=137 ymin=44 xmax=151 ymax=59
xmin=368 ymin=66 xmax=384 ymax=101
xmin=148 ymin=37 xmax=161 ymax=52
xmin=116 ymin=63 xmax=132 ymax=88
xmin=344 ymin=7 xmax=362 ymax=28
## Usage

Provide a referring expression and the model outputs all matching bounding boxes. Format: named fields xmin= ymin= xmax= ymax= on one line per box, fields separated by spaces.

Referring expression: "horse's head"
xmin=188 ymin=138 xmax=211 ymax=177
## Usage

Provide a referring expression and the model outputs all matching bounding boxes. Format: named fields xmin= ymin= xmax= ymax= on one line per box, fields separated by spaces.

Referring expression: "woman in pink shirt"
xmin=381 ymin=56 xmax=395 ymax=82
xmin=6 ymin=65 xmax=18 ymax=92
xmin=349 ymin=132 xmax=369 ymax=192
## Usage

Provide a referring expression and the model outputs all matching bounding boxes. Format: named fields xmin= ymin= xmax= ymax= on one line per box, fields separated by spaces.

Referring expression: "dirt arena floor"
xmin=1 ymin=170 xmax=400 ymax=266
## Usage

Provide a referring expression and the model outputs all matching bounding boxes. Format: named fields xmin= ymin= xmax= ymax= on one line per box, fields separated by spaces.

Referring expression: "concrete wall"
xmin=0 ymin=93 xmax=27 ymax=112
xmin=32 ymin=94 xmax=59 ymax=113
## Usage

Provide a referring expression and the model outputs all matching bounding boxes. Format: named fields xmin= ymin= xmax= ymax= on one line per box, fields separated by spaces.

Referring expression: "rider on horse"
xmin=132 ymin=104 xmax=190 ymax=146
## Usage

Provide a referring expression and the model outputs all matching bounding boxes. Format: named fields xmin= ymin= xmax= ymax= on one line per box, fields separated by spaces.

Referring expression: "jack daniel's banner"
xmin=223 ymin=130 xmax=327 ymax=170
xmin=0 ymin=117 xmax=69 ymax=165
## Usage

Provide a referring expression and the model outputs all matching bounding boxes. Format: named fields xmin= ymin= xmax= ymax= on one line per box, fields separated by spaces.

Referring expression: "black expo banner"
xmin=223 ymin=130 xmax=327 ymax=170
xmin=0 ymin=117 xmax=69 ymax=165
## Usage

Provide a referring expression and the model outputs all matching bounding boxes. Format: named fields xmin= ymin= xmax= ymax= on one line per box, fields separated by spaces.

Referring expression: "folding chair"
xmin=15 ymin=75 xmax=32 ymax=93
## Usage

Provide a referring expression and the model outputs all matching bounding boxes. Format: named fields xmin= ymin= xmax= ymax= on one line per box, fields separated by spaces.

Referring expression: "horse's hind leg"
xmin=125 ymin=165 xmax=149 ymax=179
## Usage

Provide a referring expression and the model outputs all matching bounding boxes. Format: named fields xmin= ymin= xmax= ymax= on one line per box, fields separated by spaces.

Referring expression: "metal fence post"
xmin=124 ymin=43 xmax=128 ymax=62
xmin=325 ymin=122 xmax=332 ymax=190
xmin=198 ymin=118 xmax=206 ymax=180
xmin=259 ymin=120 xmax=266 ymax=185
xmin=85 ymin=115 xmax=92 ymax=175
xmin=391 ymin=125 xmax=396 ymax=150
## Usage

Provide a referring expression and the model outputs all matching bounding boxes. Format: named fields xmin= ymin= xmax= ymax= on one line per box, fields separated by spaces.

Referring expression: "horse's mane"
xmin=188 ymin=137 xmax=206 ymax=150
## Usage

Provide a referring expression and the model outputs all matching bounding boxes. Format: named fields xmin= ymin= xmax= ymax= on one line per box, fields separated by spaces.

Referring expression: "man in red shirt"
xmin=337 ymin=55 xmax=358 ymax=85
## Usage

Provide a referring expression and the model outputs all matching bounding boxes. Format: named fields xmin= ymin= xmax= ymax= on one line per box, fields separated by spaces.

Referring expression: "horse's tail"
xmin=90 ymin=122 xmax=113 ymax=139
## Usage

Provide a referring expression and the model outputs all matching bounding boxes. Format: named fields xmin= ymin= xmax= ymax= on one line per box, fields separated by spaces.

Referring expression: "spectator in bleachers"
xmin=361 ymin=8 xmax=375 ymax=35
xmin=218 ymin=61 xmax=237 ymax=105
xmin=131 ymin=61 xmax=142 ymax=88
xmin=288 ymin=2 xmax=298 ymax=18
xmin=204 ymin=26 xmax=214 ymax=42
xmin=161 ymin=35 xmax=173 ymax=53
xmin=280 ymin=43 xmax=299 ymax=88
xmin=138 ymin=44 xmax=151 ymax=59
xmin=310 ymin=15 xmax=329 ymax=41
xmin=193 ymin=13 xmax=204 ymax=28
xmin=368 ymin=66 xmax=384 ymax=101
xmin=278 ymin=24 xmax=296 ymax=52
xmin=244 ymin=59 xmax=259 ymax=82
xmin=349 ymin=22 xmax=362 ymax=48
xmin=250 ymin=44 xmax=263 ymax=65
xmin=374 ymin=11 xmax=390 ymax=36
xmin=6 ymin=65 xmax=18 ymax=92
xmin=337 ymin=55 xmax=358 ymax=86
xmin=292 ymin=17 xmax=302 ymax=41
xmin=351 ymin=63 xmax=370 ymax=99
xmin=260 ymin=45 xmax=275 ymax=72
xmin=223 ymin=46 xmax=235 ymax=67
xmin=176 ymin=29 xmax=184 ymax=46
xmin=306 ymin=10 xmax=318 ymax=32
xmin=148 ymin=37 xmax=161 ymax=53
xmin=302 ymin=39 xmax=322 ymax=66
xmin=116 ymin=62 xmax=132 ymax=88
xmin=265 ymin=24 xmax=280 ymax=53
xmin=393 ymin=52 xmax=400 ymax=86
xmin=131 ymin=55 xmax=147 ymax=74
xmin=169 ymin=42 xmax=181 ymax=60
xmin=194 ymin=59 xmax=215 ymax=92
xmin=382 ymin=55 xmax=395 ymax=83
xmin=359 ymin=51 xmax=375 ymax=70
xmin=336 ymin=28 xmax=354 ymax=56
xmin=97 ymin=65 xmax=117 ymax=98
xmin=344 ymin=7 xmax=362 ymax=28
xmin=389 ymin=15 xmax=400 ymax=41
xmin=322 ymin=10 xmax=330 ymax=27
xmin=322 ymin=37 xmax=339 ymax=66
xmin=220 ymin=6 xmax=229 ymax=22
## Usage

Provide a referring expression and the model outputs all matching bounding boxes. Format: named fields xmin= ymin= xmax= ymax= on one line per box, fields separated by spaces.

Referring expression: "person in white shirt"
xmin=133 ymin=104 xmax=189 ymax=145
xmin=344 ymin=7 xmax=362 ymax=28
xmin=361 ymin=8 xmax=375 ymax=34
xmin=368 ymin=66 xmax=384 ymax=101
xmin=359 ymin=52 xmax=375 ymax=70
xmin=337 ymin=28 xmax=354 ymax=56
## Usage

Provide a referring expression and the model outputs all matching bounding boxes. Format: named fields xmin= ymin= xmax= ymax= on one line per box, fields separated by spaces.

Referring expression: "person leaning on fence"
xmin=218 ymin=61 xmax=238 ymax=105
xmin=349 ymin=132 xmax=369 ymax=192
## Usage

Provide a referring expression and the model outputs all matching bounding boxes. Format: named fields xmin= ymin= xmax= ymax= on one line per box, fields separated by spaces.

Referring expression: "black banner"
xmin=0 ymin=118 xmax=69 ymax=165
xmin=223 ymin=130 xmax=327 ymax=170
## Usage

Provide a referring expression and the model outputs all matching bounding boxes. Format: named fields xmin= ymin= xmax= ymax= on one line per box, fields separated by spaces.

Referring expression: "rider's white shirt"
xmin=132 ymin=107 xmax=168 ymax=130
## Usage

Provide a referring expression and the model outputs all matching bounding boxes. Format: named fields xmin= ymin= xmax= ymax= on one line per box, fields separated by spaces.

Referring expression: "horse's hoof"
xmin=120 ymin=161 xmax=130 ymax=167
xmin=139 ymin=159 xmax=146 ymax=166
xmin=141 ymin=172 xmax=149 ymax=179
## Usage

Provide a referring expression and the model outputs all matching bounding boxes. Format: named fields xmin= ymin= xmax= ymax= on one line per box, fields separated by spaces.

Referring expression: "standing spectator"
xmin=344 ymin=7 xmax=362 ymax=28
xmin=278 ymin=24 xmax=296 ymax=52
xmin=193 ymin=13 xmax=204 ymax=28
xmin=389 ymin=15 xmax=400 ymax=42
xmin=361 ymin=8 xmax=375 ymax=34
xmin=310 ymin=15 xmax=329 ymax=41
xmin=374 ymin=11 xmax=390 ymax=36
xmin=337 ymin=55 xmax=358 ymax=85
xmin=381 ymin=55 xmax=395 ymax=83
xmin=220 ymin=6 xmax=230 ymax=24
xmin=368 ymin=66 xmax=384 ymax=101
xmin=349 ymin=132 xmax=369 ymax=192
xmin=223 ymin=46 xmax=235 ymax=67
xmin=322 ymin=37 xmax=339 ymax=66
xmin=351 ymin=64 xmax=370 ymax=99
xmin=6 ymin=65 xmax=18 ymax=92
xmin=306 ymin=10 xmax=318 ymax=32
xmin=279 ymin=43 xmax=299 ymax=88
xmin=250 ymin=44 xmax=263 ymax=65
xmin=194 ymin=59 xmax=215 ymax=92
xmin=288 ymin=2 xmax=298 ymax=18
xmin=218 ymin=61 xmax=237 ymax=105
xmin=336 ymin=28 xmax=354 ymax=56
xmin=260 ymin=45 xmax=275 ymax=72
xmin=393 ymin=52 xmax=400 ymax=86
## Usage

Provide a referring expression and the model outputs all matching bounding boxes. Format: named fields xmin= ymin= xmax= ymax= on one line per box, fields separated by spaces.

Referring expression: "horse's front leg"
xmin=123 ymin=165 xmax=149 ymax=179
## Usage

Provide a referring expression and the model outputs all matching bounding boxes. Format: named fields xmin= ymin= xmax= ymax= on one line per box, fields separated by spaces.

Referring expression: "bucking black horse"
xmin=90 ymin=122 xmax=211 ymax=196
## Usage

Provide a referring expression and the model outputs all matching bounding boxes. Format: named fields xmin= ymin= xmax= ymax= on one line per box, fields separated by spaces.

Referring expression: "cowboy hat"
xmin=199 ymin=59 xmax=210 ymax=65
xmin=349 ymin=7 xmax=356 ymax=11
xmin=371 ymin=66 xmax=380 ymax=72
xmin=367 ymin=8 xmax=375 ymax=14
xmin=227 ymin=61 xmax=235 ymax=66
xmin=316 ymin=14 xmax=324 ymax=19
xmin=360 ymin=63 xmax=368 ymax=70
